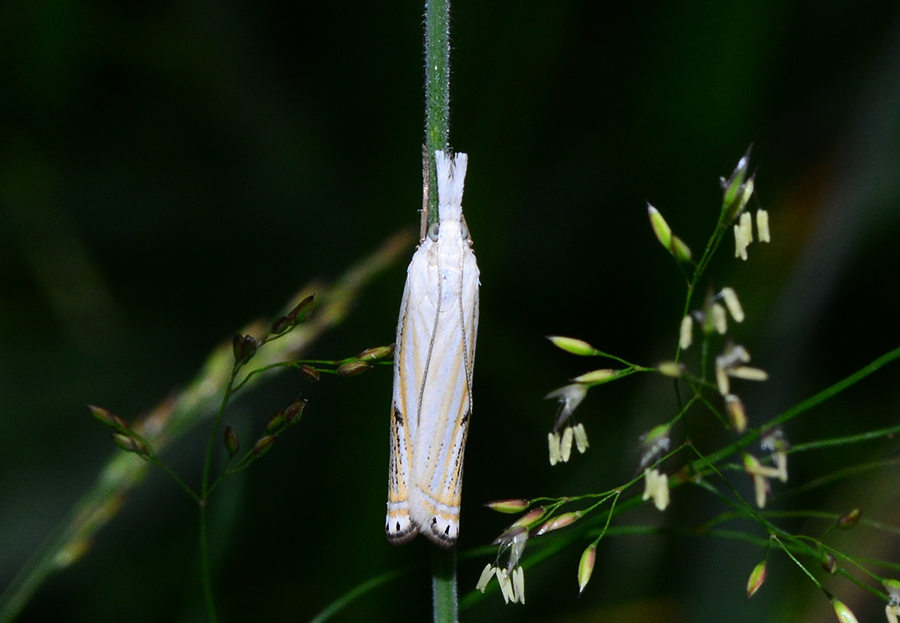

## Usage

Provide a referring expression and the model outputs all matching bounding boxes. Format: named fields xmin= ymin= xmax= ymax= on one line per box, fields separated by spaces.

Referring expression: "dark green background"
xmin=2 ymin=1 xmax=899 ymax=621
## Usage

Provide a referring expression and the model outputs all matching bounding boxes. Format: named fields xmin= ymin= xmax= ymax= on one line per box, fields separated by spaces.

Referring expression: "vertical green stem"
xmin=424 ymin=1 xmax=458 ymax=621
xmin=431 ymin=546 xmax=458 ymax=623
xmin=199 ymin=502 xmax=217 ymax=622
xmin=424 ymin=0 xmax=450 ymax=227
xmin=197 ymin=381 xmax=234 ymax=623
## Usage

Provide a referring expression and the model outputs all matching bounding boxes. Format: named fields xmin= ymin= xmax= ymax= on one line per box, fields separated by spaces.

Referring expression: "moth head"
xmin=460 ymin=216 xmax=470 ymax=240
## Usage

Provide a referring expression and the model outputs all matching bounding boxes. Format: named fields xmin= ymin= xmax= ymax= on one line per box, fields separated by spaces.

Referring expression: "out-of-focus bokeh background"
xmin=2 ymin=1 xmax=899 ymax=622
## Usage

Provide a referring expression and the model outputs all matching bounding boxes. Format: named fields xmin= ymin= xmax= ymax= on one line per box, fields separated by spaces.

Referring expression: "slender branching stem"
xmin=195 ymin=375 xmax=236 ymax=623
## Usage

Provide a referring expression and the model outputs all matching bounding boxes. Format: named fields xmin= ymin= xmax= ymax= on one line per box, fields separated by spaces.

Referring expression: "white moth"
xmin=386 ymin=150 xmax=479 ymax=548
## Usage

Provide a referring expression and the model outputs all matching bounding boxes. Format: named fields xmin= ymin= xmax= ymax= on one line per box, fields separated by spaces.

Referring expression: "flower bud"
xmin=337 ymin=361 xmax=372 ymax=376
xmin=837 ymin=509 xmax=861 ymax=530
xmin=110 ymin=433 xmax=150 ymax=456
xmin=821 ymin=552 xmax=837 ymax=574
xmin=485 ymin=499 xmax=531 ymax=514
xmin=288 ymin=294 xmax=315 ymax=324
xmin=88 ymin=404 xmax=115 ymax=425
xmin=578 ymin=542 xmax=597 ymax=596
xmin=647 ymin=204 xmax=672 ymax=249
xmin=671 ymin=235 xmax=693 ymax=263
xmin=721 ymin=146 xmax=752 ymax=213
xmin=223 ymin=426 xmax=240 ymax=457
xmin=534 ymin=511 xmax=582 ymax=536
xmin=547 ymin=336 xmax=599 ymax=356
xmin=252 ymin=435 xmax=277 ymax=457
xmin=657 ymin=361 xmax=684 ymax=378
xmin=831 ymin=598 xmax=860 ymax=623
xmin=298 ymin=364 xmax=320 ymax=382
xmin=647 ymin=204 xmax=692 ymax=262
xmin=572 ymin=369 xmax=618 ymax=384
xmin=356 ymin=344 xmax=395 ymax=360
xmin=283 ymin=397 xmax=307 ymax=424
xmin=53 ymin=536 xmax=92 ymax=569
xmin=726 ymin=190 xmax=754 ymax=231
xmin=243 ymin=335 xmax=258 ymax=359
xmin=265 ymin=410 xmax=285 ymax=435
xmin=510 ymin=507 xmax=546 ymax=528
xmin=746 ymin=561 xmax=767 ymax=599
xmin=88 ymin=405 xmax=128 ymax=430
xmin=271 ymin=315 xmax=292 ymax=335
xmin=494 ymin=508 xmax=546 ymax=544
xmin=232 ymin=334 xmax=258 ymax=363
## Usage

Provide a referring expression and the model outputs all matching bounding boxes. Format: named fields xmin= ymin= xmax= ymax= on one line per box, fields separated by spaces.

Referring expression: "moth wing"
xmin=385 ymin=255 xmax=426 ymax=545
xmin=409 ymin=243 xmax=479 ymax=548
xmin=386 ymin=399 xmax=417 ymax=544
